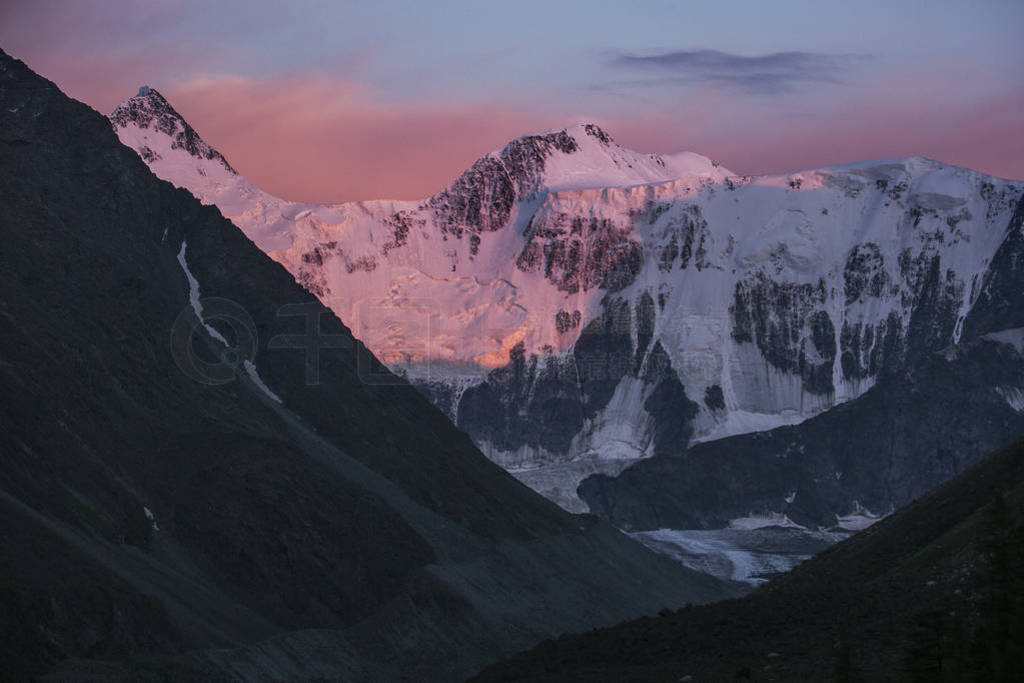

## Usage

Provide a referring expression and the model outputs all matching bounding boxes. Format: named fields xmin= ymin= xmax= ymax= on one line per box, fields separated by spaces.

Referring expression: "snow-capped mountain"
xmin=110 ymin=87 xmax=1024 ymax=512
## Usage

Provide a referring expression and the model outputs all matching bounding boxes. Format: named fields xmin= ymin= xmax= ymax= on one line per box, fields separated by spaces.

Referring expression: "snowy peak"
xmin=110 ymin=86 xmax=235 ymax=174
xmin=108 ymin=85 xmax=279 ymax=247
xmin=424 ymin=122 xmax=730 ymax=241
xmin=526 ymin=122 xmax=731 ymax=191
xmin=452 ymin=122 xmax=729 ymax=199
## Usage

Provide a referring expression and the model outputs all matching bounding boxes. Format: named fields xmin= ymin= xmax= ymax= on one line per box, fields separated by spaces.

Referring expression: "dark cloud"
xmin=611 ymin=49 xmax=867 ymax=94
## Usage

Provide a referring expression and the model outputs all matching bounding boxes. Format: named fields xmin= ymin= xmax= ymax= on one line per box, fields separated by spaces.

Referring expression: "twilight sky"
xmin=1 ymin=0 xmax=1022 ymax=202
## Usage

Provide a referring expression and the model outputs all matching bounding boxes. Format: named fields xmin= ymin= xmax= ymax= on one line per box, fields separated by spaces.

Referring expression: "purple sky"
xmin=2 ymin=0 xmax=1022 ymax=201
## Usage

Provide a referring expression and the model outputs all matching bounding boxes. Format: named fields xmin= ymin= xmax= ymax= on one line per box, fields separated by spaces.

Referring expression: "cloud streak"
xmin=611 ymin=49 xmax=867 ymax=94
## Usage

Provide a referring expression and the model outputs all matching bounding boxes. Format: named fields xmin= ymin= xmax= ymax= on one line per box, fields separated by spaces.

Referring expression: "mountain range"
xmin=3 ymin=33 xmax=1024 ymax=679
xmin=109 ymin=85 xmax=1024 ymax=529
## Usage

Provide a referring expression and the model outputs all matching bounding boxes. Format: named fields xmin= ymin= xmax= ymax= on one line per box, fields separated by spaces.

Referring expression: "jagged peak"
xmin=109 ymin=86 xmax=236 ymax=175
xmin=488 ymin=122 xmax=621 ymax=165
xmin=110 ymin=85 xmax=170 ymax=118
xmin=424 ymin=122 xmax=729 ymax=238
xmin=504 ymin=122 xmax=614 ymax=148
xmin=446 ymin=122 xmax=720 ymax=196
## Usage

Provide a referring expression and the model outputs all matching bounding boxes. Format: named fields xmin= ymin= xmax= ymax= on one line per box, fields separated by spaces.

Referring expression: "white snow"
xmin=836 ymin=502 xmax=886 ymax=531
xmin=243 ymin=359 xmax=282 ymax=404
xmin=693 ymin=409 xmax=810 ymax=444
xmin=996 ymin=387 xmax=1024 ymax=414
xmin=508 ymin=123 xmax=731 ymax=193
xmin=175 ymin=240 xmax=285 ymax=405
xmin=576 ymin=377 xmax=658 ymax=461
xmin=728 ymin=512 xmax=805 ymax=531
xmin=176 ymin=240 xmax=228 ymax=345
xmin=836 ymin=514 xmax=882 ymax=531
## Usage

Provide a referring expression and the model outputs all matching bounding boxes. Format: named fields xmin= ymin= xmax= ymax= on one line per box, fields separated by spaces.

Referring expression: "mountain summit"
xmin=111 ymin=85 xmax=236 ymax=174
xmin=443 ymin=121 xmax=728 ymax=200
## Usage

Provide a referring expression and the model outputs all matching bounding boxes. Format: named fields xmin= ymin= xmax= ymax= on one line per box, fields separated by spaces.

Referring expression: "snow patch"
xmin=836 ymin=513 xmax=881 ymax=531
xmin=996 ymin=386 xmax=1024 ymax=414
xmin=693 ymin=409 xmax=809 ymax=444
xmin=729 ymin=512 xmax=805 ymax=530
xmin=836 ymin=502 xmax=885 ymax=531
xmin=176 ymin=241 xmax=229 ymax=345
xmin=578 ymin=376 xmax=656 ymax=461
xmin=143 ymin=505 xmax=159 ymax=532
xmin=243 ymin=360 xmax=282 ymax=404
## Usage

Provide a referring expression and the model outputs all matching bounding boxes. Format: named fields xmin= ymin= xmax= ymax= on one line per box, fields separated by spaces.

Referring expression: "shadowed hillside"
xmin=475 ymin=437 xmax=1024 ymax=681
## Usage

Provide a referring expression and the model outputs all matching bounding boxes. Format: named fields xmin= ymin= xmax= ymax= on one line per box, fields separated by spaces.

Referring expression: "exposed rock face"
xmin=457 ymin=297 xmax=686 ymax=465
xmin=0 ymin=49 xmax=739 ymax=681
xmin=429 ymin=130 xmax=580 ymax=239
xmin=516 ymin=212 xmax=643 ymax=293
xmin=730 ymin=273 xmax=835 ymax=395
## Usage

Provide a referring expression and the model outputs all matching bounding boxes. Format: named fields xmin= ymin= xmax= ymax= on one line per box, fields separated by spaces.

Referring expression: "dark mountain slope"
xmin=476 ymin=437 xmax=1024 ymax=682
xmin=0 ymin=49 xmax=738 ymax=681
